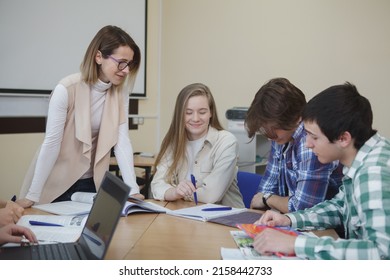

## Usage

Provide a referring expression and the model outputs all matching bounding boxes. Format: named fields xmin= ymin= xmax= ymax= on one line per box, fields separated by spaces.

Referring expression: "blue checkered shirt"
xmin=258 ymin=122 xmax=343 ymax=211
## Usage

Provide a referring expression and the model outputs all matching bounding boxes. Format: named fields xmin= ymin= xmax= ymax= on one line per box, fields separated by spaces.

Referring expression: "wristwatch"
xmin=262 ymin=193 xmax=273 ymax=209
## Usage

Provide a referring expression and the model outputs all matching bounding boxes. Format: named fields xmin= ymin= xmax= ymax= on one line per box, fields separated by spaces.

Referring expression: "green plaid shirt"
xmin=287 ymin=133 xmax=390 ymax=259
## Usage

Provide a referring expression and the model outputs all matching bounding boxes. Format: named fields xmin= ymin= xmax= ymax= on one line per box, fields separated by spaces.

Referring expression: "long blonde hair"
xmin=154 ymin=83 xmax=223 ymax=183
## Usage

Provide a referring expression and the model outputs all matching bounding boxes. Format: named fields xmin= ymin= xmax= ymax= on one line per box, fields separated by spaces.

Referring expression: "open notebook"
xmin=32 ymin=192 xmax=168 ymax=216
xmin=167 ymin=203 xmax=247 ymax=222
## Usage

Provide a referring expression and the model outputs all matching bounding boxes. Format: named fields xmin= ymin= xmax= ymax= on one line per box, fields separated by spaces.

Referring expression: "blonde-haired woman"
xmin=151 ymin=83 xmax=244 ymax=208
xmin=18 ymin=25 xmax=144 ymax=208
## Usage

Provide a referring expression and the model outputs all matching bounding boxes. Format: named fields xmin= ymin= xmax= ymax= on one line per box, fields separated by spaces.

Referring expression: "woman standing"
xmin=18 ymin=25 xmax=144 ymax=208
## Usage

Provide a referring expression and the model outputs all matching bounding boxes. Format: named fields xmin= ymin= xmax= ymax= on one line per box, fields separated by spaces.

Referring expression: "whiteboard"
xmin=0 ymin=0 xmax=146 ymax=96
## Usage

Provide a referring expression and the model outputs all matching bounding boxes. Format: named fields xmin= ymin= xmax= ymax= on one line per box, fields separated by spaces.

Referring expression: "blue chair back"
xmin=237 ymin=171 xmax=262 ymax=208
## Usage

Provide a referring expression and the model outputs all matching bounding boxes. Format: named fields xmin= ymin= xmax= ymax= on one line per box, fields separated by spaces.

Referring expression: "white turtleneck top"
xmin=25 ymin=79 xmax=139 ymax=202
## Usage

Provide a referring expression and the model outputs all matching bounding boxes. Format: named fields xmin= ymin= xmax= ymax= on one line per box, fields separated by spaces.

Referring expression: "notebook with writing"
xmin=0 ymin=171 xmax=129 ymax=260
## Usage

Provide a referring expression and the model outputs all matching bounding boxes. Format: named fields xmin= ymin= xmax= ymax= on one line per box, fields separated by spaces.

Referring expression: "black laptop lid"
xmin=77 ymin=171 xmax=130 ymax=259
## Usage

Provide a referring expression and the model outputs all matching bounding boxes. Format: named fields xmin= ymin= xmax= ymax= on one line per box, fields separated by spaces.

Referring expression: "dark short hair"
xmin=303 ymin=82 xmax=376 ymax=150
xmin=245 ymin=77 xmax=306 ymax=138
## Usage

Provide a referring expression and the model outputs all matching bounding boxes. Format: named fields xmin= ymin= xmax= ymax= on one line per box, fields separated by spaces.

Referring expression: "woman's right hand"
xmin=164 ymin=180 xmax=196 ymax=201
xmin=15 ymin=198 xmax=35 ymax=209
xmin=174 ymin=180 xmax=196 ymax=199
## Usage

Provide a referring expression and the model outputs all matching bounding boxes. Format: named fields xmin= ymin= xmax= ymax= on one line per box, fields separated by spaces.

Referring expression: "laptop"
xmin=0 ymin=171 xmax=130 ymax=260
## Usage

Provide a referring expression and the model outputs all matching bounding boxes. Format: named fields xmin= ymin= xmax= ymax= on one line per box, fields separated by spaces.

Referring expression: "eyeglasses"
xmin=108 ymin=55 xmax=132 ymax=71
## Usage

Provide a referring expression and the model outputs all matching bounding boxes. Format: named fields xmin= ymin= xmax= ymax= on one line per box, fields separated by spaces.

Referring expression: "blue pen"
xmin=201 ymin=206 xmax=232 ymax=211
xmin=29 ymin=220 xmax=63 ymax=227
xmin=191 ymin=174 xmax=198 ymax=205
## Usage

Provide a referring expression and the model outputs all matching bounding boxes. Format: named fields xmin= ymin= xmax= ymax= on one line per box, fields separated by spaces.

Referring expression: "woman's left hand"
xmin=130 ymin=193 xmax=145 ymax=200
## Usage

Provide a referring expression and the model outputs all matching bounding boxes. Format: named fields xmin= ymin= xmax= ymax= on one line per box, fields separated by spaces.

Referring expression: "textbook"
xmin=33 ymin=192 xmax=169 ymax=216
xmin=32 ymin=192 xmax=95 ymax=215
xmin=228 ymin=230 xmax=272 ymax=259
xmin=167 ymin=203 xmax=246 ymax=222
xmin=236 ymin=224 xmax=302 ymax=257
xmin=16 ymin=214 xmax=88 ymax=243
xmin=122 ymin=197 xmax=168 ymax=216
xmin=220 ymin=230 xmax=301 ymax=260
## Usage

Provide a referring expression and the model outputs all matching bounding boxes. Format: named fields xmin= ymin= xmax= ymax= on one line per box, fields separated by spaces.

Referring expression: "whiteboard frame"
xmin=0 ymin=0 xmax=147 ymax=97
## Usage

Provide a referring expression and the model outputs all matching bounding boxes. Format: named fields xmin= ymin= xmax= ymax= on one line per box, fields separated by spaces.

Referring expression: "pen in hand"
xmin=29 ymin=221 xmax=63 ymax=227
xmin=191 ymin=174 xmax=198 ymax=205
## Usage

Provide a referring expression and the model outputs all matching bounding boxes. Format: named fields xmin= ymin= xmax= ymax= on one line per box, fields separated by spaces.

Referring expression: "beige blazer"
xmin=151 ymin=127 xmax=245 ymax=208
xmin=20 ymin=73 xmax=126 ymax=204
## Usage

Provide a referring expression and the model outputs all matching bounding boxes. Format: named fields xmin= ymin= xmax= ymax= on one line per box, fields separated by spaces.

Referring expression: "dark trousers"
xmin=53 ymin=177 xmax=96 ymax=202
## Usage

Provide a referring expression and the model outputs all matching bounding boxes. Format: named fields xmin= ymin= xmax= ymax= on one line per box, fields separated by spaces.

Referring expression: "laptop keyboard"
xmin=31 ymin=243 xmax=80 ymax=260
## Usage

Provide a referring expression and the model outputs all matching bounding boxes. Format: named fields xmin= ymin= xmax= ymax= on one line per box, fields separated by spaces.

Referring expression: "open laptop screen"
xmin=78 ymin=172 xmax=129 ymax=259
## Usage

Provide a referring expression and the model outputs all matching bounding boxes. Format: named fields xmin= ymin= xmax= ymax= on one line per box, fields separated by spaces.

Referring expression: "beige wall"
xmin=1 ymin=0 xmax=389 ymax=199
xmin=158 ymin=0 xmax=390 ymax=137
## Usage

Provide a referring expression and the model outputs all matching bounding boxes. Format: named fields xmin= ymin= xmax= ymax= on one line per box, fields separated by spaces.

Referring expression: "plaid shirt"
xmin=259 ymin=122 xmax=343 ymax=211
xmin=287 ymin=133 xmax=390 ymax=259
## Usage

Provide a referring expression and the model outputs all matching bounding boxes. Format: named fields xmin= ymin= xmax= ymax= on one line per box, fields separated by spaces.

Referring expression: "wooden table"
xmin=105 ymin=210 xmax=160 ymax=259
xmin=106 ymin=200 xmax=338 ymax=260
xmin=122 ymin=200 xmax=238 ymax=260
xmin=24 ymin=200 xmax=338 ymax=260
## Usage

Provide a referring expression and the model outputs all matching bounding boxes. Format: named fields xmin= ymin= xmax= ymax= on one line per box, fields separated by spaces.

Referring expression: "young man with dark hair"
xmin=253 ymin=82 xmax=390 ymax=259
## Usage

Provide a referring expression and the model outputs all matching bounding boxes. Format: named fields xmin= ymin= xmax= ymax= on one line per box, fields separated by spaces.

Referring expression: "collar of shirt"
xmin=344 ymin=133 xmax=383 ymax=179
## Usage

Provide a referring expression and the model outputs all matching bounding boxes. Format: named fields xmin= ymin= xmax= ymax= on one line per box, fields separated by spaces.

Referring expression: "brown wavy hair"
xmin=245 ymin=77 xmax=306 ymax=139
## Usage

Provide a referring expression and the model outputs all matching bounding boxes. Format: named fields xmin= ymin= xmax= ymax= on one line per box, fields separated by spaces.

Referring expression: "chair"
xmin=237 ymin=171 xmax=262 ymax=208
